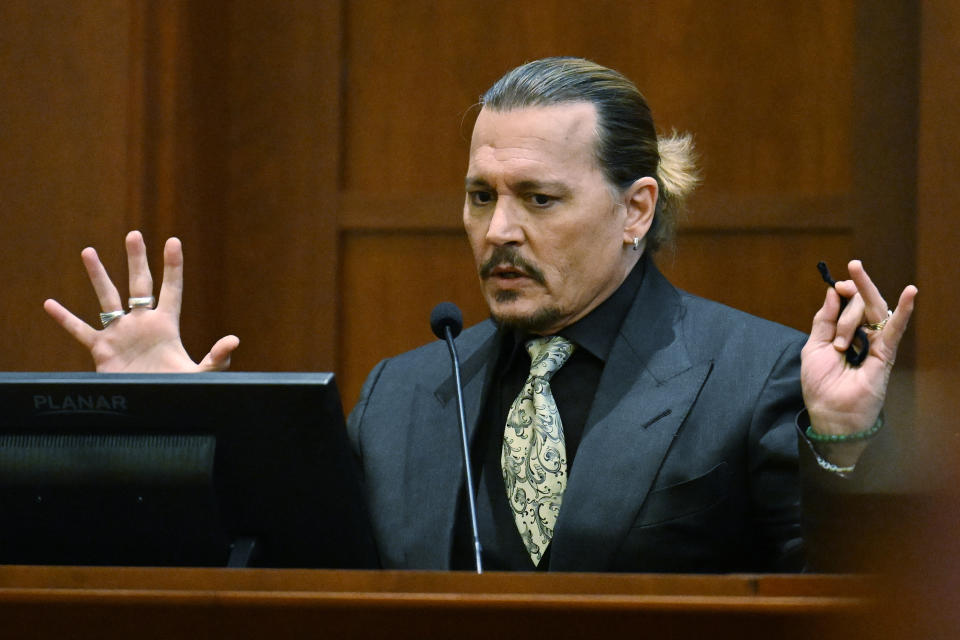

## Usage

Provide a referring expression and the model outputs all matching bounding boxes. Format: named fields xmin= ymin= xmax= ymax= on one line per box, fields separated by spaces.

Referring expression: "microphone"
xmin=430 ymin=302 xmax=463 ymax=340
xmin=430 ymin=302 xmax=482 ymax=574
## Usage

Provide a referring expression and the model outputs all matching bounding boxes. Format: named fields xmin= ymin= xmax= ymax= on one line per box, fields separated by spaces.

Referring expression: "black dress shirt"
xmin=452 ymin=258 xmax=647 ymax=570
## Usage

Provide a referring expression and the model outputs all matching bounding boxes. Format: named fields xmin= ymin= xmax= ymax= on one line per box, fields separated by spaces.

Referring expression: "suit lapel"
xmin=401 ymin=324 xmax=498 ymax=568
xmin=551 ymin=261 xmax=713 ymax=571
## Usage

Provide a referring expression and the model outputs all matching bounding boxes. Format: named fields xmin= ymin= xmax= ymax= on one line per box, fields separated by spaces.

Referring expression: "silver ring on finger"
xmin=128 ymin=295 xmax=156 ymax=310
xmin=100 ymin=309 xmax=126 ymax=328
xmin=863 ymin=309 xmax=892 ymax=332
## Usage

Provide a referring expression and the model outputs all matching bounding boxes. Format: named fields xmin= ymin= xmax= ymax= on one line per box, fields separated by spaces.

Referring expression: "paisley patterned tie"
xmin=501 ymin=335 xmax=575 ymax=565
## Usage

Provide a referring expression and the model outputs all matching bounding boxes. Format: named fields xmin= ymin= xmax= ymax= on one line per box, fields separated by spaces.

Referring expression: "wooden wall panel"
xmin=917 ymin=0 xmax=960 ymax=467
xmin=129 ymin=1 xmax=233 ymax=364
xmin=128 ymin=1 xmax=343 ymax=372
xmin=340 ymin=0 xmax=855 ymax=224
xmin=883 ymin=3 xmax=960 ymax=630
xmin=0 ymin=0 xmax=135 ymax=370
xmin=339 ymin=231 xmax=487 ymax=407
xmin=850 ymin=0 xmax=919 ymax=331
xmin=0 ymin=1 xmax=343 ymax=372
xmin=217 ymin=2 xmax=342 ymax=372
xmin=660 ymin=231 xmax=853 ymax=332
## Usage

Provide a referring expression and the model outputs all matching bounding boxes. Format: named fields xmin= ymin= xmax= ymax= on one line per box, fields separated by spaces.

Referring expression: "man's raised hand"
xmin=801 ymin=260 xmax=917 ymax=439
xmin=43 ymin=230 xmax=239 ymax=372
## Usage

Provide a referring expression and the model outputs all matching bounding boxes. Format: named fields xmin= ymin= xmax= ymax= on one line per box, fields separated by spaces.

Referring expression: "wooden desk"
xmin=0 ymin=566 xmax=884 ymax=639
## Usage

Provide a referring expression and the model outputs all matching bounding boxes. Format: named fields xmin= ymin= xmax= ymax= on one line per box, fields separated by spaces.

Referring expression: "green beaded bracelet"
xmin=805 ymin=413 xmax=884 ymax=443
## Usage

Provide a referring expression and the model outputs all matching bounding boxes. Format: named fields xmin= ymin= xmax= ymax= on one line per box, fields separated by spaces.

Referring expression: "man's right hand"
xmin=43 ymin=230 xmax=239 ymax=373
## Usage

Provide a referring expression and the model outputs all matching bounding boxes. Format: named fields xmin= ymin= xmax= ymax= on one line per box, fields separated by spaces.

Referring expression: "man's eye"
xmin=469 ymin=191 xmax=493 ymax=206
xmin=531 ymin=194 xmax=554 ymax=207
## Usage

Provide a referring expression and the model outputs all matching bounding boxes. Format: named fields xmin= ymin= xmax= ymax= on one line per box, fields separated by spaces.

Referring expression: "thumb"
xmin=199 ymin=335 xmax=240 ymax=371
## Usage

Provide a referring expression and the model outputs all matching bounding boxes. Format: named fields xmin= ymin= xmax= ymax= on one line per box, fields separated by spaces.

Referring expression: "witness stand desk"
xmin=0 ymin=566 xmax=891 ymax=640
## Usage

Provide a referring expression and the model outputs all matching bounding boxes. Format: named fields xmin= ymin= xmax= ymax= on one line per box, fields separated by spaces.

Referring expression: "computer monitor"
xmin=0 ymin=372 xmax=378 ymax=569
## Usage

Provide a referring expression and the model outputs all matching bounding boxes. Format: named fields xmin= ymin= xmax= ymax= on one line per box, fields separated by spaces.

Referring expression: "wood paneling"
xmin=339 ymin=230 xmax=488 ymax=407
xmin=130 ymin=1 xmax=343 ymax=371
xmin=661 ymin=231 xmax=853 ymax=333
xmin=0 ymin=567 xmax=880 ymax=640
xmin=0 ymin=0 xmax=135 ymax=370
xmin=217 ymin=2 xmax=342 ymax=372
xmin=341 ymin=0 xmax=855 ymax=204
xmin=850 ymin=0 xmax=919 ymax=335
xmin=917 ymin=0 xmax=960 ymax=467
xmin=898 ymin=8 xmax=960 ymax=629
xmin=0 ymin=1 xmax=342 ymax=372
xmin=130 ymin=1 xmax=233 ymax=364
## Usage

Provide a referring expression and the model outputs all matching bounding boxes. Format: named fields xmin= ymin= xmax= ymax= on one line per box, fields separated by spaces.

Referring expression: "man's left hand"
xmin=801 ymin=260 xmax=918 ymax=465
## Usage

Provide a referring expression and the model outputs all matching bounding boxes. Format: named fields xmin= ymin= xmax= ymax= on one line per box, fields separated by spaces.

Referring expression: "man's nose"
xmin=485 ymin=199 xmax=524 ymax=245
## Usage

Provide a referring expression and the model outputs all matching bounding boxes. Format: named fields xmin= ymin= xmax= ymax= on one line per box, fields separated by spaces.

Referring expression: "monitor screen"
xmin=0 ymin=372 xmax=378 ymax=569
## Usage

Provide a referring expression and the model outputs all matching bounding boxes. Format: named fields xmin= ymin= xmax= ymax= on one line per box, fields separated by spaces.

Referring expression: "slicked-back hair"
xmin=481 ymin=57 xmax=698 ymax=253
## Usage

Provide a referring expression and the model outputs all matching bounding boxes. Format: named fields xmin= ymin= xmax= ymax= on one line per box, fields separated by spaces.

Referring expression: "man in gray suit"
xmin=45 ymin=58 xmax=917 ymax=572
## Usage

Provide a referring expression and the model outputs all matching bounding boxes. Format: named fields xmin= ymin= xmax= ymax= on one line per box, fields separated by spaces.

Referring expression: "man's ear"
xmin=622 ymin=176 xmax=658 ymax=247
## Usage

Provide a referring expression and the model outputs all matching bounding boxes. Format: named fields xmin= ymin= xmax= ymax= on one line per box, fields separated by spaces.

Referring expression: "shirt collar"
xmin=560 ymin=255 xmax=646 ymax=362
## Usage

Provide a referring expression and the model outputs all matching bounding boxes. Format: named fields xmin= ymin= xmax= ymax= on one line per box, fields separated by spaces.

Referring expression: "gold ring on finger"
xmin=863 ymin=309 xmax=892 ymax=331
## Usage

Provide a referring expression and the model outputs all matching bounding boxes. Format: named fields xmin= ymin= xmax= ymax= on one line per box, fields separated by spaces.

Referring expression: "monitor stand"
xmin=227 ymin=537 xmax=258 ymax=568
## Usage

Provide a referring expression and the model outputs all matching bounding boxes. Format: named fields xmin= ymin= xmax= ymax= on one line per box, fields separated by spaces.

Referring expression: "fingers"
xmin=199 ymin=335 xmax=240 ymax=371
xmin=829 ymin=260 xmax=891 ymax=351
xmin=876 ymin=285 xmax=919 ymax=358
xmin=125 ymin=230 xmax=155 ymax=308
xmin=811 ymin=258 xmax=917 ymax=364
xmin=43 ymin=298 xmax=96 ymax=347
xmin=157 ymin=237 xmax=184 ymax=316
xmin=833 ymin=291 xmax=865 ymax=350
xmin=808 ymin=287 xmax=842 ymax=344
xmin=81 ymin=247 xmax=124 ymax=313
xmin=842 ymin=260 xmax=889 ymax=325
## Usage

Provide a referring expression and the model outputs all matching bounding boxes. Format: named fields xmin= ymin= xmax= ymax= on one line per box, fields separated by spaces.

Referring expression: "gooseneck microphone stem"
xmin=431 ymin=302 xmax=483 ymax=574
xmin=442 ymin=324 xmax=483 ymax=574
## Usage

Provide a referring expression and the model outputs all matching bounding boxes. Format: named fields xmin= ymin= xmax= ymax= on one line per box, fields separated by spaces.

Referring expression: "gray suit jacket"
xmin=347 ymin=262 xmax=810 ymax=572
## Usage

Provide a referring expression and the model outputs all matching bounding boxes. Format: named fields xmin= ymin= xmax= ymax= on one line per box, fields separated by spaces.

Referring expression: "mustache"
xmin=478 ymin=246 xmax=546 ymax=285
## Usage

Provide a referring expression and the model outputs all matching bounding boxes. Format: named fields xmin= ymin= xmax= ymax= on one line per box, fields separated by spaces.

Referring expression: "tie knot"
xmin=525 ymin=336 xmax=575 ymax=380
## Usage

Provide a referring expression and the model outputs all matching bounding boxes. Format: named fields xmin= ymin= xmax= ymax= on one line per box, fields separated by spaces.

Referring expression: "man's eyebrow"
xmin=464 ymin=177 xmax=570 ymax=194
xmin=512 ymin=180 xmax=569 ymax=194
xmin=465 ymin=177 xmax=491 ymax=190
